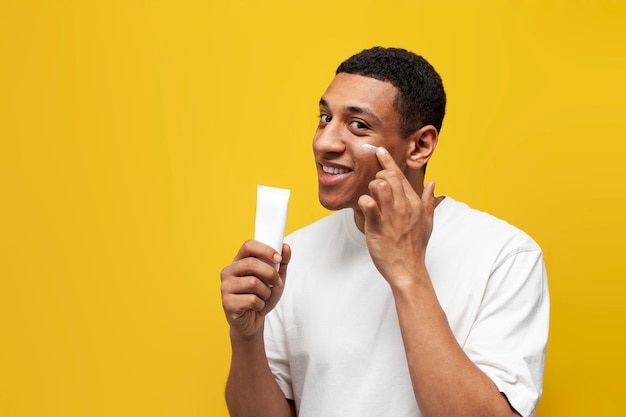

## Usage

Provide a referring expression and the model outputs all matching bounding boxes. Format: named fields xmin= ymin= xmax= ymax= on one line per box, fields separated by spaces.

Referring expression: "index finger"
xmin=234 ymin=240 xmax=283 ymax=265
xmin=374 ymin=146 xmax=402 ymax=172
xmin=374 ymin=146 xmax=415 ymax=197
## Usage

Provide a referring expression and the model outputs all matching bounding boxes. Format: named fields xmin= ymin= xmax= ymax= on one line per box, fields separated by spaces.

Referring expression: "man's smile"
xmin=322 ymin=165 xmax=351 ymax=175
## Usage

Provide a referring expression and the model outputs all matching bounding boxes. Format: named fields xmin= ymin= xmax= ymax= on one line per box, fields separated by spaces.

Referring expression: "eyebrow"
xmin=319 ymin=98 xmax=382 ymax=126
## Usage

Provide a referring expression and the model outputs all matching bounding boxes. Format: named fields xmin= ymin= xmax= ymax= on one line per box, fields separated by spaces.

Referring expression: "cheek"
xmin=344 ymin=139 xmax=377 ymax=162
xmin=356 ymin=158 xmax=382 ymax=187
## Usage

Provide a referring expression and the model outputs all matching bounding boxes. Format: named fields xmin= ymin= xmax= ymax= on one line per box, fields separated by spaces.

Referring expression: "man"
xmin=220 ymin=47 xmax=549 ymax=417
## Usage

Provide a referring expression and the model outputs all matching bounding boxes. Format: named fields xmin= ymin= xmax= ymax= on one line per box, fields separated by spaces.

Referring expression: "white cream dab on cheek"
xmin=361 ymin=144 xmax=379 ymax=153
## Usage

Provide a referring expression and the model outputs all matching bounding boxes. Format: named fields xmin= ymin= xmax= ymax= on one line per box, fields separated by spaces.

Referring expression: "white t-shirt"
xmin=264 ymin=197 xmax=549 ymax=417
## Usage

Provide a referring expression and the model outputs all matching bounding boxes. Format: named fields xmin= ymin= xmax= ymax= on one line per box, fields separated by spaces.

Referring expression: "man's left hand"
xmin=357 ymin=146 xmax=436 ymax=287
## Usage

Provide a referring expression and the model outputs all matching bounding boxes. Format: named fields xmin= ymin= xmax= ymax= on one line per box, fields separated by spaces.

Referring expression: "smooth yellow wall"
xmin=1 ymin=1 xmax=624 ymax=416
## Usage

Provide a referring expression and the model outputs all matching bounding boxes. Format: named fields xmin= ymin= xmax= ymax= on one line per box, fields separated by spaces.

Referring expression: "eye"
xmin=349 ymin=120 xmax=368 ymax=130
xmin=319 ymin=114 xmax=332 ymax=123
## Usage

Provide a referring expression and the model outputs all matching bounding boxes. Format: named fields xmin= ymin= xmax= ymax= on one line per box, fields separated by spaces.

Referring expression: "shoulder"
xmin=435 ymin=197 xmax=541 ymax=255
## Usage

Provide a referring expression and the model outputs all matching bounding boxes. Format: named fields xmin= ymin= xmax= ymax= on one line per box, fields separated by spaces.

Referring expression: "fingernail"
xmin=376 ymin=146 xmax=387 ymax=156
xmin=277 ymin=277 xmax=284 ymax=287
xmin=273 ymin=253 xmax=282 ymax=263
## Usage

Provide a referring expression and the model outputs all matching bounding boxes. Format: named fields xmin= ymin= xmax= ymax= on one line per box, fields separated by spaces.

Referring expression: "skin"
xmin=221 ymin=73 xmax=520 ymax=417
xmin=221 ymin=240 xmax=295 ymax=417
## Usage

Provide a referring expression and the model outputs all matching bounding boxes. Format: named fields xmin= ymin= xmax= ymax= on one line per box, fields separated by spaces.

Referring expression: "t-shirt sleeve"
xmin=264 ymin=296 xmax=294 ymax=401
xmin=463 ymin=247 xmax=549 ymax=417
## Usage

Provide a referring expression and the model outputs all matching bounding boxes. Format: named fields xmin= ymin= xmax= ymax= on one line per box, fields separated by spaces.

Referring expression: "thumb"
xmin=277 ymin=243 xmax=291 ymax=284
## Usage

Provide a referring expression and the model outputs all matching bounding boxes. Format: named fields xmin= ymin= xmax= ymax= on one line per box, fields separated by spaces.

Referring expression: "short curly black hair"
xmin=336 ymin=47 xmax=446 ymax=138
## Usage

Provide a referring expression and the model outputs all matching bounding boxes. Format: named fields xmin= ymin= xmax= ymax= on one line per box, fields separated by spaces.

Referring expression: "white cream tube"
xmin=254 ymin=185 xmax=291 ymax=267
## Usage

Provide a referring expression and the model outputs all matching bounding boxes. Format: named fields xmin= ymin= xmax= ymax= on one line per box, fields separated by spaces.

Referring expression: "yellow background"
xmin=1 ymin=1 xmax=625 ymax=416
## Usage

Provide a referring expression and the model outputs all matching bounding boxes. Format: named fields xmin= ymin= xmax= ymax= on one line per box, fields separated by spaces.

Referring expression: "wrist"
xmin=230 ymin=325 xmax=265 ymax=347
xmin=386 ymin=263 xmax=430 ymax=290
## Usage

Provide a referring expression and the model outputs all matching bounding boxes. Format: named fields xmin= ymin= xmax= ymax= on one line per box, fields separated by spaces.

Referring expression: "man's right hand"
xmin=220 ymin=240 xmax=291 ymax=340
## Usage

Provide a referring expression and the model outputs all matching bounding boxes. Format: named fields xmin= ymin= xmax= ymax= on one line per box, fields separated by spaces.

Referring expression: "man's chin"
xmin=318 ymin=195 xmax=346 ymax=212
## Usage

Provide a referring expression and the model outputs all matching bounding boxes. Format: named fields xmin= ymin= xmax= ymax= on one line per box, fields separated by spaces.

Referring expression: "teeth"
xmin=322 ymin=165 xmax=350 ymax=175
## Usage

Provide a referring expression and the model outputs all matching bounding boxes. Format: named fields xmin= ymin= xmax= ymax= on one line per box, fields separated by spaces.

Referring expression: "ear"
xmin=405 ymin=125 xmax=438 ymax=171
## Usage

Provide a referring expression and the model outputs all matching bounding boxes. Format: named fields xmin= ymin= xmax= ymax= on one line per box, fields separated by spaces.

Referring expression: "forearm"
xmin=226 ymin=330 xmax=294 ymax=417
xmin=391 ymin=276 xmax=519 ymax=417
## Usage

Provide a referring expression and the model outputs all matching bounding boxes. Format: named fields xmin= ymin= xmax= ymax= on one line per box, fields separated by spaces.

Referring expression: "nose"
xmin=313 ymin=120 xmax=346 ymax=155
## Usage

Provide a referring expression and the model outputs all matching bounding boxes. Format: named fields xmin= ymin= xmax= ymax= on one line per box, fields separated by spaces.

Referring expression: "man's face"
xmin=313 ymin=73 xmax=409 ymax=211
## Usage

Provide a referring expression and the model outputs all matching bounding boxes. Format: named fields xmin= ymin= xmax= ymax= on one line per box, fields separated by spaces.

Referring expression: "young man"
xmin=220 ymin=47 xmax=549 ymax=417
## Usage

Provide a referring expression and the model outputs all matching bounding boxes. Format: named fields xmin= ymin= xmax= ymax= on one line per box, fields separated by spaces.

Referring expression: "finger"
xmin=279 ymin=243 xmax=291 ymax=266
xmin=368 ymin=177 xmax=394 ymax=211
xmin=375 ymin=147 xmax=417 ymax=200
xmin=375 ymin=146 xmax=403 ymax=174
xmin=358 ymin=194 xmax=382 ymax=229
xmin=277 ymin=243 xmax=291 ymax=285
xmin=234 ymin=240 xmax=283 ymax=265
xmin=221 ymin=275 xmax=273 ymax=301
xmin=373 ymin=170 xmax=406 ymax=207
xmin=225 ymin=256 xmax=283 ymax=288
xmin=222 ymin=292 xmax=266 ymax=315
